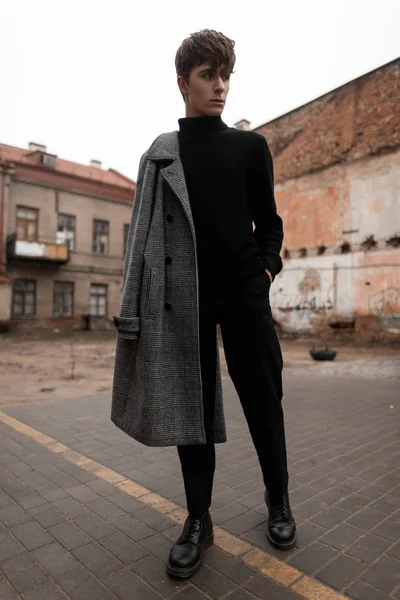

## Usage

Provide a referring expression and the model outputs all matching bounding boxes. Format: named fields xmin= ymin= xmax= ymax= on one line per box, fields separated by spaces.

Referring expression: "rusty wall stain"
xmin=371 ymin=197 xmax=384 ymax=213
xmin=298 ymin=268 xmax=321 ymax=296
xmin=277 ymin=186 xmax=340 ymax=248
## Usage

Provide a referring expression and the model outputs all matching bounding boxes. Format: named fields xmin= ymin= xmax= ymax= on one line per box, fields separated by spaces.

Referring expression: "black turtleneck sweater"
xmin=178 ymin=115 xmax=283 ymax=287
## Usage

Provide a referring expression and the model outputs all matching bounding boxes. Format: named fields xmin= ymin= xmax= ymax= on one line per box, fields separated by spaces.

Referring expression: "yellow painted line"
xmin=242 ymin=547 xmax=301 ymax=586
xmin=0 ymin=411 xmax=347 ymax=600
xmin=292 ymin=577 xmax=348 ymax=600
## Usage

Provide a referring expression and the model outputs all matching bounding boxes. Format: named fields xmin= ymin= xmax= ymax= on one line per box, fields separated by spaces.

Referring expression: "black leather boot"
xmin=265 ymin=489 xmax=296 ymax=549
xmin=167 ymin=511 xmax=214 ymax=578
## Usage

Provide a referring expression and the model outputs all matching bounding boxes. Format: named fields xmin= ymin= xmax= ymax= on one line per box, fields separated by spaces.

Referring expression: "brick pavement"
xmin=0 ymin=356 xmax=399 ymax=599
xmin=0 ymin=418 xmax=307 ymax=600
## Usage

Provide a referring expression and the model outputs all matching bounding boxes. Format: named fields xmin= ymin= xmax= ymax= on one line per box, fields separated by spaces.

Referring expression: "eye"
xmin=222 ymin=72 xmax=231 ymax=81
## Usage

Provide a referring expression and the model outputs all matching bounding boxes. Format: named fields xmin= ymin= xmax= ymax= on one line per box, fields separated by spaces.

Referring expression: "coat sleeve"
xmin=114 ymin=151 xmax=152 ymax=338
xmin=250 ymin=135 xmax=284 ymax=281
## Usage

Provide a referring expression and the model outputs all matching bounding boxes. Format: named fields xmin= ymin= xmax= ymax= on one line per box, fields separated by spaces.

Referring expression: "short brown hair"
xmin=175 ymin=29 xmax=236 ymax=81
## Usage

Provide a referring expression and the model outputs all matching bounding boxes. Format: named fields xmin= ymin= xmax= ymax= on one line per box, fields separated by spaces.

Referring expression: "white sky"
xmin=1 ymin=0 xmax=399 ymax=182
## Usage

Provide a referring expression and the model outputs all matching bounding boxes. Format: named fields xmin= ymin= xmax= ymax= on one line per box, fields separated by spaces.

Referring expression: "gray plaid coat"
xmin=111 ymin=132 xmax=226 ymax=447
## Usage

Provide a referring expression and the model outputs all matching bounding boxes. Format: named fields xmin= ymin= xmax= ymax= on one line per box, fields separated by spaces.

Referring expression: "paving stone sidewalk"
xmin=0 ymin=419 xmax=306 ymax=600
xmin=1 ymin=355 xmax=400 ymax=599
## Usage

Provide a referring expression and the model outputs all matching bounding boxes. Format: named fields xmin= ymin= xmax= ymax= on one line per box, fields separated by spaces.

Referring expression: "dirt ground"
xmin=0 ymin=330 xmax=399 ymax=406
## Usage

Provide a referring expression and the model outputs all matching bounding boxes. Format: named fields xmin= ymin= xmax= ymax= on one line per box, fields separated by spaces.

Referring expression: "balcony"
xmin=7 ymin=234 xmax=69 ymax=264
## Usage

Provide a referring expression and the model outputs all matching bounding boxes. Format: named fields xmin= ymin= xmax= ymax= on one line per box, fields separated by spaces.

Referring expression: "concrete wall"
xmin=271 ymin=251 xmax=400 ymax=334
xmin=253 ymin=60 xmax=400 ymax=337
xmin=272 ymin=151 xmax=400 ymax=334
xmin=276 ymin=151 xmax=400 ymax=254
xmin=347 ymin=156 xmax=400 ymax=246
xmin=354 ymin=251 xmax=400 ymax=331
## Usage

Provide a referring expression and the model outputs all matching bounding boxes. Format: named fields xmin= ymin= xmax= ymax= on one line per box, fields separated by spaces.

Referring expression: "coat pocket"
xmin=113 ymin=320 xmax=139 ymax=400
xmin=141 ymin=265 xmax=157 ymax=320
xmin=261 ymin=269 xmax=272 ymax=292
xmin=113 ymin=316 xmax=140 ymax=339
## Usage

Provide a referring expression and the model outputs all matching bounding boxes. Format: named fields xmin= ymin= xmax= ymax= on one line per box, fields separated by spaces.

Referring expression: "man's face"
xmin=178 ymin=63 xmax=231 ymax=118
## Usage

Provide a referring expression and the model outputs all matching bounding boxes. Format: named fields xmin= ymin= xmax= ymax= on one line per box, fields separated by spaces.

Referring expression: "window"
xmin=93 ymin=220 xmax=109 ymax=254
xmin=41 ymin=154 xmax=55 ymax=167
xmin=16 ymin=206 xmax=38 ymax=241
xmin=57 ymin=214 xmax=76 ymax=251
xmin=53 ymin=282 xmax=74 ymax=317
xmin=12 ymin=280 xmax=36 ymax=316
xmin=123 ymin=223 xmax=130 ymax=256
xmin=90 ymin=283 xmax=107 ymax=316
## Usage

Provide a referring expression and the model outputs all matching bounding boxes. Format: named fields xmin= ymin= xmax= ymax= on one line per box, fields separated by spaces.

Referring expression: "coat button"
xmin=164 ymin=303 xmax=172 ymax=311
xmin=165 ymin=256 xmax=172 ymax=265
xmin=166 ymin=215 xmax=173 ymax=222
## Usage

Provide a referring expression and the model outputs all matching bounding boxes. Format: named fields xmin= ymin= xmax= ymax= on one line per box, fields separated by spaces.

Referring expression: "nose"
xmin=213 ymin=76 xmax=224 ymax=93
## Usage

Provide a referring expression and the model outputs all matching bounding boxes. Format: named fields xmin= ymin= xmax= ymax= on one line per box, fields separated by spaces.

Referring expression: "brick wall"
xmin=256 ymin=59 xmax=400 ymax=183
xmin=254 ymin=59 xmax=400 ymax=336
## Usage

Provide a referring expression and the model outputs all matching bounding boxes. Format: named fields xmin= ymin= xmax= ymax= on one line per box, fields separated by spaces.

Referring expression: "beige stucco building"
xmin=0 ymin=143 xmax=135 ymax=332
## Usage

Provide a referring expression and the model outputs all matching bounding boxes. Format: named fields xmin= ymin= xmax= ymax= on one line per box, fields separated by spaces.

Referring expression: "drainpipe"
xmin=0 ymin=160 xmax=9 ymax=273
xmin=333 ymin=262 xmax=338 ymax=316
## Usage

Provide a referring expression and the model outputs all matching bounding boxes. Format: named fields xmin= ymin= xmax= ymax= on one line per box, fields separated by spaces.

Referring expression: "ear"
xmin=177 ymin=75 xmax=189 ymax=98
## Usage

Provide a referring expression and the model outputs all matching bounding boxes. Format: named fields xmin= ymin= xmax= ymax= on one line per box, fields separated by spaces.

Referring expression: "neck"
xmin=178 ymin=114 xmax=228 ymax=137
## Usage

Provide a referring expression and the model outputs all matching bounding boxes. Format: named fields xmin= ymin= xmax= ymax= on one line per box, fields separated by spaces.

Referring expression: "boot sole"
xmin=166 ymin=533 xmax=214 ymax=579
xmin=267 ymin=529 xmax=297 ymax=550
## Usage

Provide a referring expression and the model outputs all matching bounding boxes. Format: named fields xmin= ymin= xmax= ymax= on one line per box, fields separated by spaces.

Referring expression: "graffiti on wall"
xmin=277 ymin=295 xmax=334 ymax=314
xmin=272 ymin=268 xmax=334 ymax=325
xmin=368 ymin=287 xmax=400 ymax=320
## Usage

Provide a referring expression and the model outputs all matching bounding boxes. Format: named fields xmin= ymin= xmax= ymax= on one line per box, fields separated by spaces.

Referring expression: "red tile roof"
xmin=0 ymin=272 xmax=13 ymax=284
xmin=0 ymin=143 xmax=135 ymax=202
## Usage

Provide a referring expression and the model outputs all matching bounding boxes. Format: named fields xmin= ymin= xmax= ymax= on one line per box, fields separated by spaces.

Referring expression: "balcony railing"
xmin=7 ymin=234 xmax=69 ymax=264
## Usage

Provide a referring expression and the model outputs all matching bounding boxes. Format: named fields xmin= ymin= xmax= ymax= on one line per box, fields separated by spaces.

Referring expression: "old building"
xmin=2 ymin=59 xmax=398 ymax=337
xmin=240 ymin=58 xmax=400 ymax=336
xmin=0 ymin=143 xmax=135 ymax=332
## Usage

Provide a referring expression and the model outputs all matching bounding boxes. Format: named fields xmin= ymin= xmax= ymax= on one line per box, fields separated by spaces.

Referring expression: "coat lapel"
xmin=160 ymin=160 xmax=193 ymax=230
xmin=147 ymin=131 xmax=194 ymax=235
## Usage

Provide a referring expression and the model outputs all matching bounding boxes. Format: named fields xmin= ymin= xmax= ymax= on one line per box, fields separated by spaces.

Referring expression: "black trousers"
xmin=177 ymin=271 xmax=289 ymax=517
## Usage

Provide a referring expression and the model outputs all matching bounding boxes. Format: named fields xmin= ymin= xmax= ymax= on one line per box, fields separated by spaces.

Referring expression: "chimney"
xmin=29 ymin=142 xmax=47 ymax=153
xmin=234 ymin=119 xmax=251 ymax=131
xmin=90 ymin=160 xmax=102 ymax=169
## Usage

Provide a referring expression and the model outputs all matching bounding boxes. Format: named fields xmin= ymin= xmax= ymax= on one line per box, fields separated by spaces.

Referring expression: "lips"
xmin=211 ymin=99 xmax=225 ymax=104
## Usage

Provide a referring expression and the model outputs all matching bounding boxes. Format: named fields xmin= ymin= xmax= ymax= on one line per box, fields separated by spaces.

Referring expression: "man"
xmin=111 ymin=29 xmax=296 ymax=580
